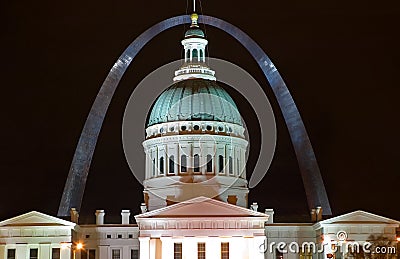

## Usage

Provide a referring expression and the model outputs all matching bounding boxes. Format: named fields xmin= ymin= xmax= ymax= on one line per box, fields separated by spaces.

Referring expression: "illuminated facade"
xmin=0 ymin=209 xmax=398 ymax=259
xmin=1 ymin=11 xmax=399 ymax=259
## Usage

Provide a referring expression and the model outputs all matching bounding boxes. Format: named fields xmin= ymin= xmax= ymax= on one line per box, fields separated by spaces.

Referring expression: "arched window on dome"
xmin=169 ymin=156 xmax=175 ymax=175
xmin=194 ymin=154 xmax=200 ymax=173
xmin=181 ymin=155 xmax=187 ymax=173
xmin=186 ymin=49 xmax=190 ymax=62
xmin=237 ymin=157 xmax=240 ymax=176
xmin=218 ymin=155 xmax=224 ymax=174
xmin=229 ymin=156 xmax=233 ymax=175
xmin=159 ymin=157 xmax=164 ymax=175
xmin=200 ymin=49 xmax=204 ymax=62
xmin=206 ymin=154 xmax=212 ymax=173
xmin=192 ymin=49 xmax=198 ymax=61
xmin=152 ymin=158 xmax=156 ymax=177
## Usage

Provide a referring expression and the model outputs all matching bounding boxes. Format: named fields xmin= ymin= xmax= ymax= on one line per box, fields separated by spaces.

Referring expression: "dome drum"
xmin=145 ymin=121 xmax=246 ymax=140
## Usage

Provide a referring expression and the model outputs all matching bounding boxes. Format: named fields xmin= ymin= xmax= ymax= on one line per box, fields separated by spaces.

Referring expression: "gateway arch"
xmin=58 ymin=15 xmax=332 ymax=217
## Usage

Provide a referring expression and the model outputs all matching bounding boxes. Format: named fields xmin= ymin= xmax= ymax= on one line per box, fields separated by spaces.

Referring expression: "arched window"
xmin=200 ymin=49 xmax=204 ymax=62
xmin=206 ymin=154 xmax=212 ymax=173
xmin=152 ymin=158 xmax=155 ymax=176
xmin=194 ymin=154 xmax=200 ymax=172
xmin=229 ymin=156 xmax=233 ymax=175
xmin=159 ymin=157 xmax=164 ymax=175
xmin=218 ymin=155 xmax=224 ymax=173
xmin=192 ymin=49 xmax=198 ymax=60
xmin=169 ymin=156 xmax=175 ymax=174
xmin=186 ymin=49 xmax=190 ymax=61
xmin=181 ymin=155 xmax=187 ymax=173
xmin=237 ymin=158 xmax=240 ymax=176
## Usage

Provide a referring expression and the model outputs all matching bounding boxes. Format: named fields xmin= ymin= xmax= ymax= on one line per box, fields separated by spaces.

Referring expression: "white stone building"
xmin=0 ymin=12 xmax=399 ymax=259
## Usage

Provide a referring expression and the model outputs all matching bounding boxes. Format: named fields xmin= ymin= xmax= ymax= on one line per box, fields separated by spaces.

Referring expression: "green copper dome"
xmin=185 ymin=27 xmax=205 ymax=38
xmin=147 ymin=79 xmax=242 ymax=127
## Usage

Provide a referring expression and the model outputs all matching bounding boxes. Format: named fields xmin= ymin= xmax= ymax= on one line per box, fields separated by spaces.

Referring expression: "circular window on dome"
xmin=181 ymin=125 xmax=187 ymax=131
xmin=160 ymin=128 xmax=164 ymax=133
xmin=218 ymin=126 xmax=224 ymax=132
xmin=193 ymin=125 xmax=200 ymax=131
xmin=206 ymin=125 xmax=212 ymax=131
xmin=228 ymin=127 xmax=233 ymax=133
xmin=170 ymin=126 xmax=175 ymax=132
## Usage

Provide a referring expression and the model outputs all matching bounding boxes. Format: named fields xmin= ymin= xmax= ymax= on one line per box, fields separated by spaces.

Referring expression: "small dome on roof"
xmin=185 ymin=27 xmax=205 ymax=38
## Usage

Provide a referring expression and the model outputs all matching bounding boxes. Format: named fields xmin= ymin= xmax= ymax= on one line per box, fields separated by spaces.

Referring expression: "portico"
xmin=135 ymin=196 xmax=268 ymax=259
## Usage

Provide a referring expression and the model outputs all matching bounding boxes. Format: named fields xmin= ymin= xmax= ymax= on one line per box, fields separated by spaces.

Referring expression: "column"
xmin=187 ymin=144 xmax=193 ymax=173
xmin=182 ymin=237 xmax=196 ymax=259
xmin=16 ymin=244 xmax=27 ymax=259
xmin=145 ymin=151 xmax=150 ymax=179
xmin=122 ymin=246 xmax=130 ymax=259
xmin=139 ymin=237 xmax=150 ymax=259
xmin=39 ymin=244 xmax=51 ymax=259
xmin=98 ymin=246 xmax=108 ymax=259
xmin=240 ymin=148 xmax=246 ymax=178
xmin=60 ymin=246 xmax=71 ymax=259
xmin=0 ymin=244 xmax=5 ymax=259
xmin=160 ymin=237 xmax=173 ymax=259
xmin=231 ymin=237 xmax=246 ymax=259
xmin=174 ymin=144 xmax=179 ymax=176
xmin=253 ymin=236 xmax=266 ymax=259
xmin=149 ymin=239 xmax=157 ymax=259
xmin=206 ymin=237 xmax=220 ymax=259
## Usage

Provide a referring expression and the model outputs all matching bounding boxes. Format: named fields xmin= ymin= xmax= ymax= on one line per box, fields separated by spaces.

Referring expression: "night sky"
xmin=1 ymin=0 xmax=399 ymax=222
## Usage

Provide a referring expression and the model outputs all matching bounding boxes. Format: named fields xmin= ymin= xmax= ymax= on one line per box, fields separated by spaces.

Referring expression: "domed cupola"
xmin=142 ymin=13 xmax=249 ymax=212
xmin=184 ymin=14 xmax=205 ymax=38
xmin=146 ymin=79 xmax=243 ymax=128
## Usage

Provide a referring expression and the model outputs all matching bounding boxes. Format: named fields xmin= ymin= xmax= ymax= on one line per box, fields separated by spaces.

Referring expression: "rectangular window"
xmin=198 ymin=242 xmax=206 ymax=259
xmin=218 ymin=155 xmax=224 ymax=173
xmin=159 ymin=157 xmax=164 ymax=175
xmin=7 ymin=249 xmax=16 ymax=259
xmin=221 ymin=242 xmax=229 ymax=259
xmin=52 ymin=248 xmax=60 ymax=259
xmin=30 ymin=249 xmax=38 ymax=259
xmin=228 ymin=156 xmax=233 ymax=175
xmin=181 ymin=155 xmax=187 ymax=172
xmin=112 ymin=250 xmax=121 ymax=259
xmin=80 ymin=249 xmax=95 ymax=259
xmin=131 ymin=249 xmax=139 ymax=259
xmin=194 ymin=154 xmax=200 ymax=172
xmin=152 ymin=158 xmax=156 ymax=176
xmin=236 ymin=158 xmax=240 ymax=176
xmin=206 ymin=155 xmax=213 ymax=172
xmin=174 ymin=243 xmax=182 ymax=259
xmin=169 ymin=156 xmax=175 ymax=174
xmin=89 ymin=250 xmax=96 ymax=259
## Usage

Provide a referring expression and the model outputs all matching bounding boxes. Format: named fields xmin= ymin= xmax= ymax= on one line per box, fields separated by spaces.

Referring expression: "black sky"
xmin=1 ymin=0 xmax=399 ymax=222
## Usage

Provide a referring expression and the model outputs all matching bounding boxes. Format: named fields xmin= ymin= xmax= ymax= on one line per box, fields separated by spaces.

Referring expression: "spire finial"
xmin=190 ymin=13 xmax=199 ymax=27
xmin=193 ymin=0 xmax=196 ymax=12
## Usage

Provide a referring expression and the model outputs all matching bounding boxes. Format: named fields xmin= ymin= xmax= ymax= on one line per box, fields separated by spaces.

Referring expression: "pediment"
xmin=320 ymin=210 xmax=400 ymax=225
xmin=0 ymin=211 xmax=76 ymax=227
xmin=135 ymin=196 xmax=269 ymax=219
